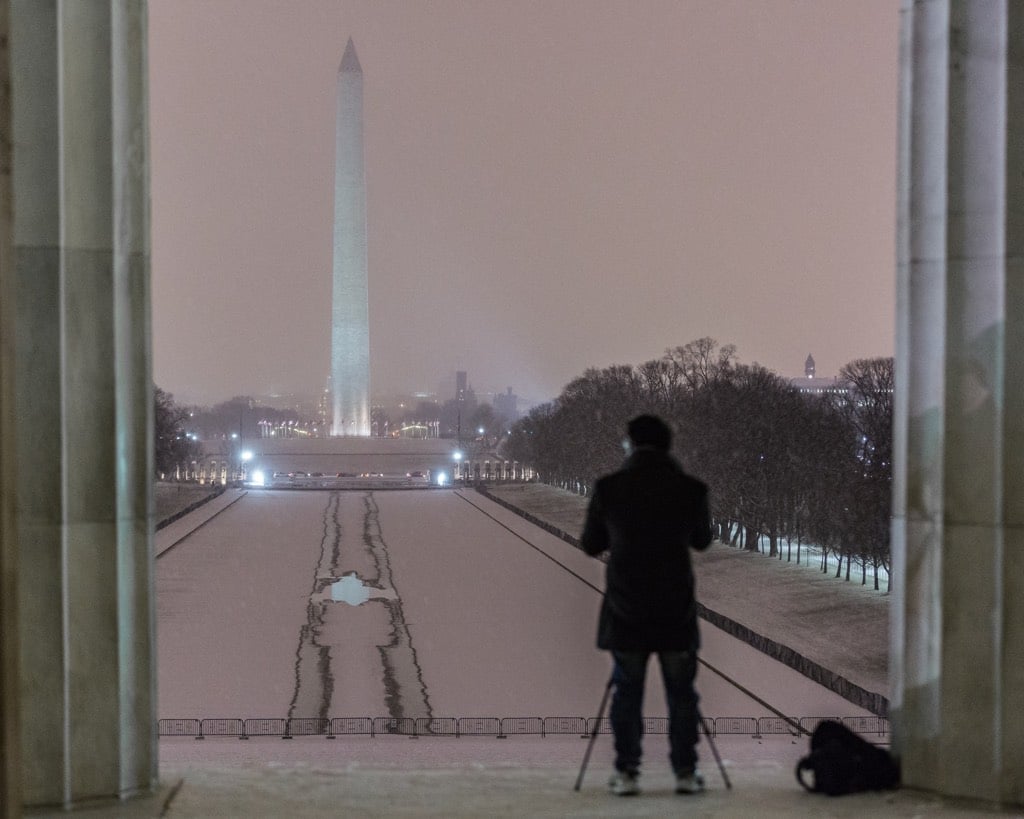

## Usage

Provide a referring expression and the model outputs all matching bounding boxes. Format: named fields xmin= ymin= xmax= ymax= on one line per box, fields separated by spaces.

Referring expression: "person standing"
xmin=580 ymin=414 xmax=713 ymax=796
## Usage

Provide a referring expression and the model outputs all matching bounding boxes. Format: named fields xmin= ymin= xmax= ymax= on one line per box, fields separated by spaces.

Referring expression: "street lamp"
xmin=239 ymin=449 xmax=253 ymax=483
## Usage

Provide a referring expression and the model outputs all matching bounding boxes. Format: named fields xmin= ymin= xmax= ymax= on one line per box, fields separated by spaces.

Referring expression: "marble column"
xmin=112 ymin=0 xmax=156 ymax=792
xmin=892 ymin=0 xmax=1024 ymax=806
xmin=7 ymin=0 xmax=155 ymax=808
xmin=0 ymin=4 xmax=22 ymax=816
xmin=11 ymin=0 xmax=67 ymax=804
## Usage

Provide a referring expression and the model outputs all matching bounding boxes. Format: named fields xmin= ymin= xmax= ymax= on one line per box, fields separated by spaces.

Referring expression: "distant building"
xmin=493 ymin=386 xmax=519 ymax=422
xmin=454 ymin=370 xmax=477 ymax=412
xmin=789 ymin=354 xmax=849 ymax=396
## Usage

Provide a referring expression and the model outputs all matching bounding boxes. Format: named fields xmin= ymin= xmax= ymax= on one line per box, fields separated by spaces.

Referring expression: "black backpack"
xmin=796 ymin=720 xmax=900 ymax=796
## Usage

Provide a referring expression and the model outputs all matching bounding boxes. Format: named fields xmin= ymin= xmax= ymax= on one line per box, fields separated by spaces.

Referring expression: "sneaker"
xmin=608 ymin=770 xmax=640 ymax=796
xmin=675 ymin=769 xmax=705 ymax=794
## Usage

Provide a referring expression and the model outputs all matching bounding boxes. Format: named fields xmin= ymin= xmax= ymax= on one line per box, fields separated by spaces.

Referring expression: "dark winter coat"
xmin=580 ymin=447 xmax=713 ymax=651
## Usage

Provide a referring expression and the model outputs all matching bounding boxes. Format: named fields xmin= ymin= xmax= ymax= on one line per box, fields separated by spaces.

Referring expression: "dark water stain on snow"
xmin=286 ymin=492 xmax=343 ymax=723
xmin=360 ymin=492 xmax=433 ymax=722
xmin=287 ymin=491 xmax=432 ymax=725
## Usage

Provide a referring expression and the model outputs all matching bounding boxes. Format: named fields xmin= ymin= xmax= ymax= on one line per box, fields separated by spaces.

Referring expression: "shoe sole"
xmin=675 ymin=777 xmax=705 ymax=795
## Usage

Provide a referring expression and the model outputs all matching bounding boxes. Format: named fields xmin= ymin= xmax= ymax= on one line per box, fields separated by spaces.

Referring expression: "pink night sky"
xmin=149 ymin=0 xmax=899 ymax=408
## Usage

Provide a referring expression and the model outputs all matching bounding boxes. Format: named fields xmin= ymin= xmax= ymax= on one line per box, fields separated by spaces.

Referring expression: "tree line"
xmin=501 ymin=339 xmax=893 ymax=591
xmin=153 ymin=391 xmax=312 ymax=476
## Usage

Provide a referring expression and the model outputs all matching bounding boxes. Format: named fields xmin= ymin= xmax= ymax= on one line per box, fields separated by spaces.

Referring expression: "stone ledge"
xmin=156 ymin=485 xmax=225 ymax=531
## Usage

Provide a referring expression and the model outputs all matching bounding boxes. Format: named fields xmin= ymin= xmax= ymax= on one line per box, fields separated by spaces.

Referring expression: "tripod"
xmin=573 ymin=677 xmax=613 ymax=791
xmin=573 ymin=678 xmax=732 ymax=791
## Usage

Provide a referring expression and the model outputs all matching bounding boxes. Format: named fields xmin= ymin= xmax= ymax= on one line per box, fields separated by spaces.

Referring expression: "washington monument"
xmin=331 ymin=38 xmax=371 ymax=436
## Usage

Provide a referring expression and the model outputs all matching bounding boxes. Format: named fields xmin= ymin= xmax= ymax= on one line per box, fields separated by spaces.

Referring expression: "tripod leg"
xmin=573 ymin=677 xmax=614 ymax=791
xmin=697 ymin=707 xmax=731 ymax=790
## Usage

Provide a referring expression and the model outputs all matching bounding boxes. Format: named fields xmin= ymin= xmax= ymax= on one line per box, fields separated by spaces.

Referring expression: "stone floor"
xmin=25 ymin=760 xmax=1013 ymax=818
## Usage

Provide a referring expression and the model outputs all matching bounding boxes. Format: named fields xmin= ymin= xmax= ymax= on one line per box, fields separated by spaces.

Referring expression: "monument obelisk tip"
xmin=340 ymin=38 xmax=361 ymax=74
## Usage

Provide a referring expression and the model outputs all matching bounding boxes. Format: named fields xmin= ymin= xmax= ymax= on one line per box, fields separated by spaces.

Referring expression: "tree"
xmin=664 ymin=337 xmax=737 ymax=392
xmin=187 ymin=396 xmax=310 ymax=440
xmin=503 ymin=402 xmax=555 ymax=475
xmin=371 ymin=406 xmax=390 ymax=437
xmin=154 ymin=386 xmax=199 ymax=477
xmin=508 ymin=340 xmax=894 ymax=593
xmin=837 ymin=357 xmax=894 ymax=589
xmin=407 ymin=401 xmax=440 ymax=425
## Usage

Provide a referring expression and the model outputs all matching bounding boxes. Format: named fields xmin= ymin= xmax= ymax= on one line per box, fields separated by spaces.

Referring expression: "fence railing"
xmin=158 ymin=714 xmax=888 ymax=740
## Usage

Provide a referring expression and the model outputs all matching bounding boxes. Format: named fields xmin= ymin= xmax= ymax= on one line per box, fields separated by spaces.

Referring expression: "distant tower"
xmin=331 ymin=38 xmax=370 ymax=436
xmin=805 ymin=354 xmax=816 ymax=378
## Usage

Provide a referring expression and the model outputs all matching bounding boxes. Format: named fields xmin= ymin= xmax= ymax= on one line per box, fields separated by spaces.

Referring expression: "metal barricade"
xmin=841 ymin=715 xmax=889 ymax=736
xmin=244 ymin=718 xmax=288 ymax=738
xmin=286 ymin=718 xmax=330 ymax=738
xmin=582 ymin=716 xmax=706 ymax=737
xmin=799 ymin=716 xmax=842 ymax=735
xmin=498 ymin=717 xmax=543 ymax=738
xmin=641 ymin=717 xmax=669 ymax=735
xmin=586 ymin=717 xmax=614 ymax=735
xmin=415 ymin=717 xmax=458 ymax=737
xmin=154 ymin=712 xmax=877 ymax=742
xmin=158 ymin=719 xmax=201 ymax=738
xmin=714 ymin=717 xmax=757 ymax=736
xmin=373 ymin=717 xmax=417 ymax=736
xmin=457 ymin=718 xmax=500 ymax=738
xmin=331 ymin=717 xmax=374 ymax=737
xmin=755 ymin=716 xmax=801 ymax=738
xmin=543 ymin=717 xmax=589 ymax=738
xmin=200 ymin=718 xmax=246 ymax=740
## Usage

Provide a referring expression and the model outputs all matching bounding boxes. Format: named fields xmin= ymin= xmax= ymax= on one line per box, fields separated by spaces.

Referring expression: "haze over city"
xmin=149 ymin=0 xmax=899 ymax=408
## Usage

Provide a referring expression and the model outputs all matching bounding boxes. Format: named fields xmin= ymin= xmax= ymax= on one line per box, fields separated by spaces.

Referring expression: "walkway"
xmin=30 ymin=751 xmax=992 ymax=818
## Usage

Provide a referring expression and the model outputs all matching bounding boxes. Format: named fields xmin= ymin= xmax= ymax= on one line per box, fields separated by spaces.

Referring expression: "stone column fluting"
xmin=11 ymin=0 xmax=67 ymax=804
xmin=112 ymin=0 xmax=156 ymax=796
xmin=893 ymin=0 xmax=1023 ymax=806
xmin=0 ymin=2 xmax=23 ymax=816
xmin=8 ymin=0 xmax=155 ymax=808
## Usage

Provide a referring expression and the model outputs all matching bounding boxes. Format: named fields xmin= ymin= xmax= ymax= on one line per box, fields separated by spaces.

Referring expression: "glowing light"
xmin=453 ymin=451 xmax=463 ymax=462
xmin=436 ymin=472 xmax=448 ymax=486
xmin=241 ymin=450 xmax=253 ymax=462
xmin=249 ymin=469 xmax=266 ymax=487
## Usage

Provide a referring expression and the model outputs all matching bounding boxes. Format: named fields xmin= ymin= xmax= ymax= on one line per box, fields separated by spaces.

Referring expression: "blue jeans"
xmin=610 ymin=649 xmax=699 ymax=775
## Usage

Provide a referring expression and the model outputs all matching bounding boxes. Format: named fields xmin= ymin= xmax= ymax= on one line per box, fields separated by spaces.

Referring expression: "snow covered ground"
xmin=140 ymin=458 xmax=947 ymax=811
xmin=484 ymin=482 xmax=889 ymax=701
xmin=157 ymin=488 xmax=870 ymax=741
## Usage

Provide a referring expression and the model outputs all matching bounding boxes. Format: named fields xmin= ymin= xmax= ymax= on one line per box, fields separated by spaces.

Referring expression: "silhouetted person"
xmin=580 ymin=414 xmax=713 ymax=796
